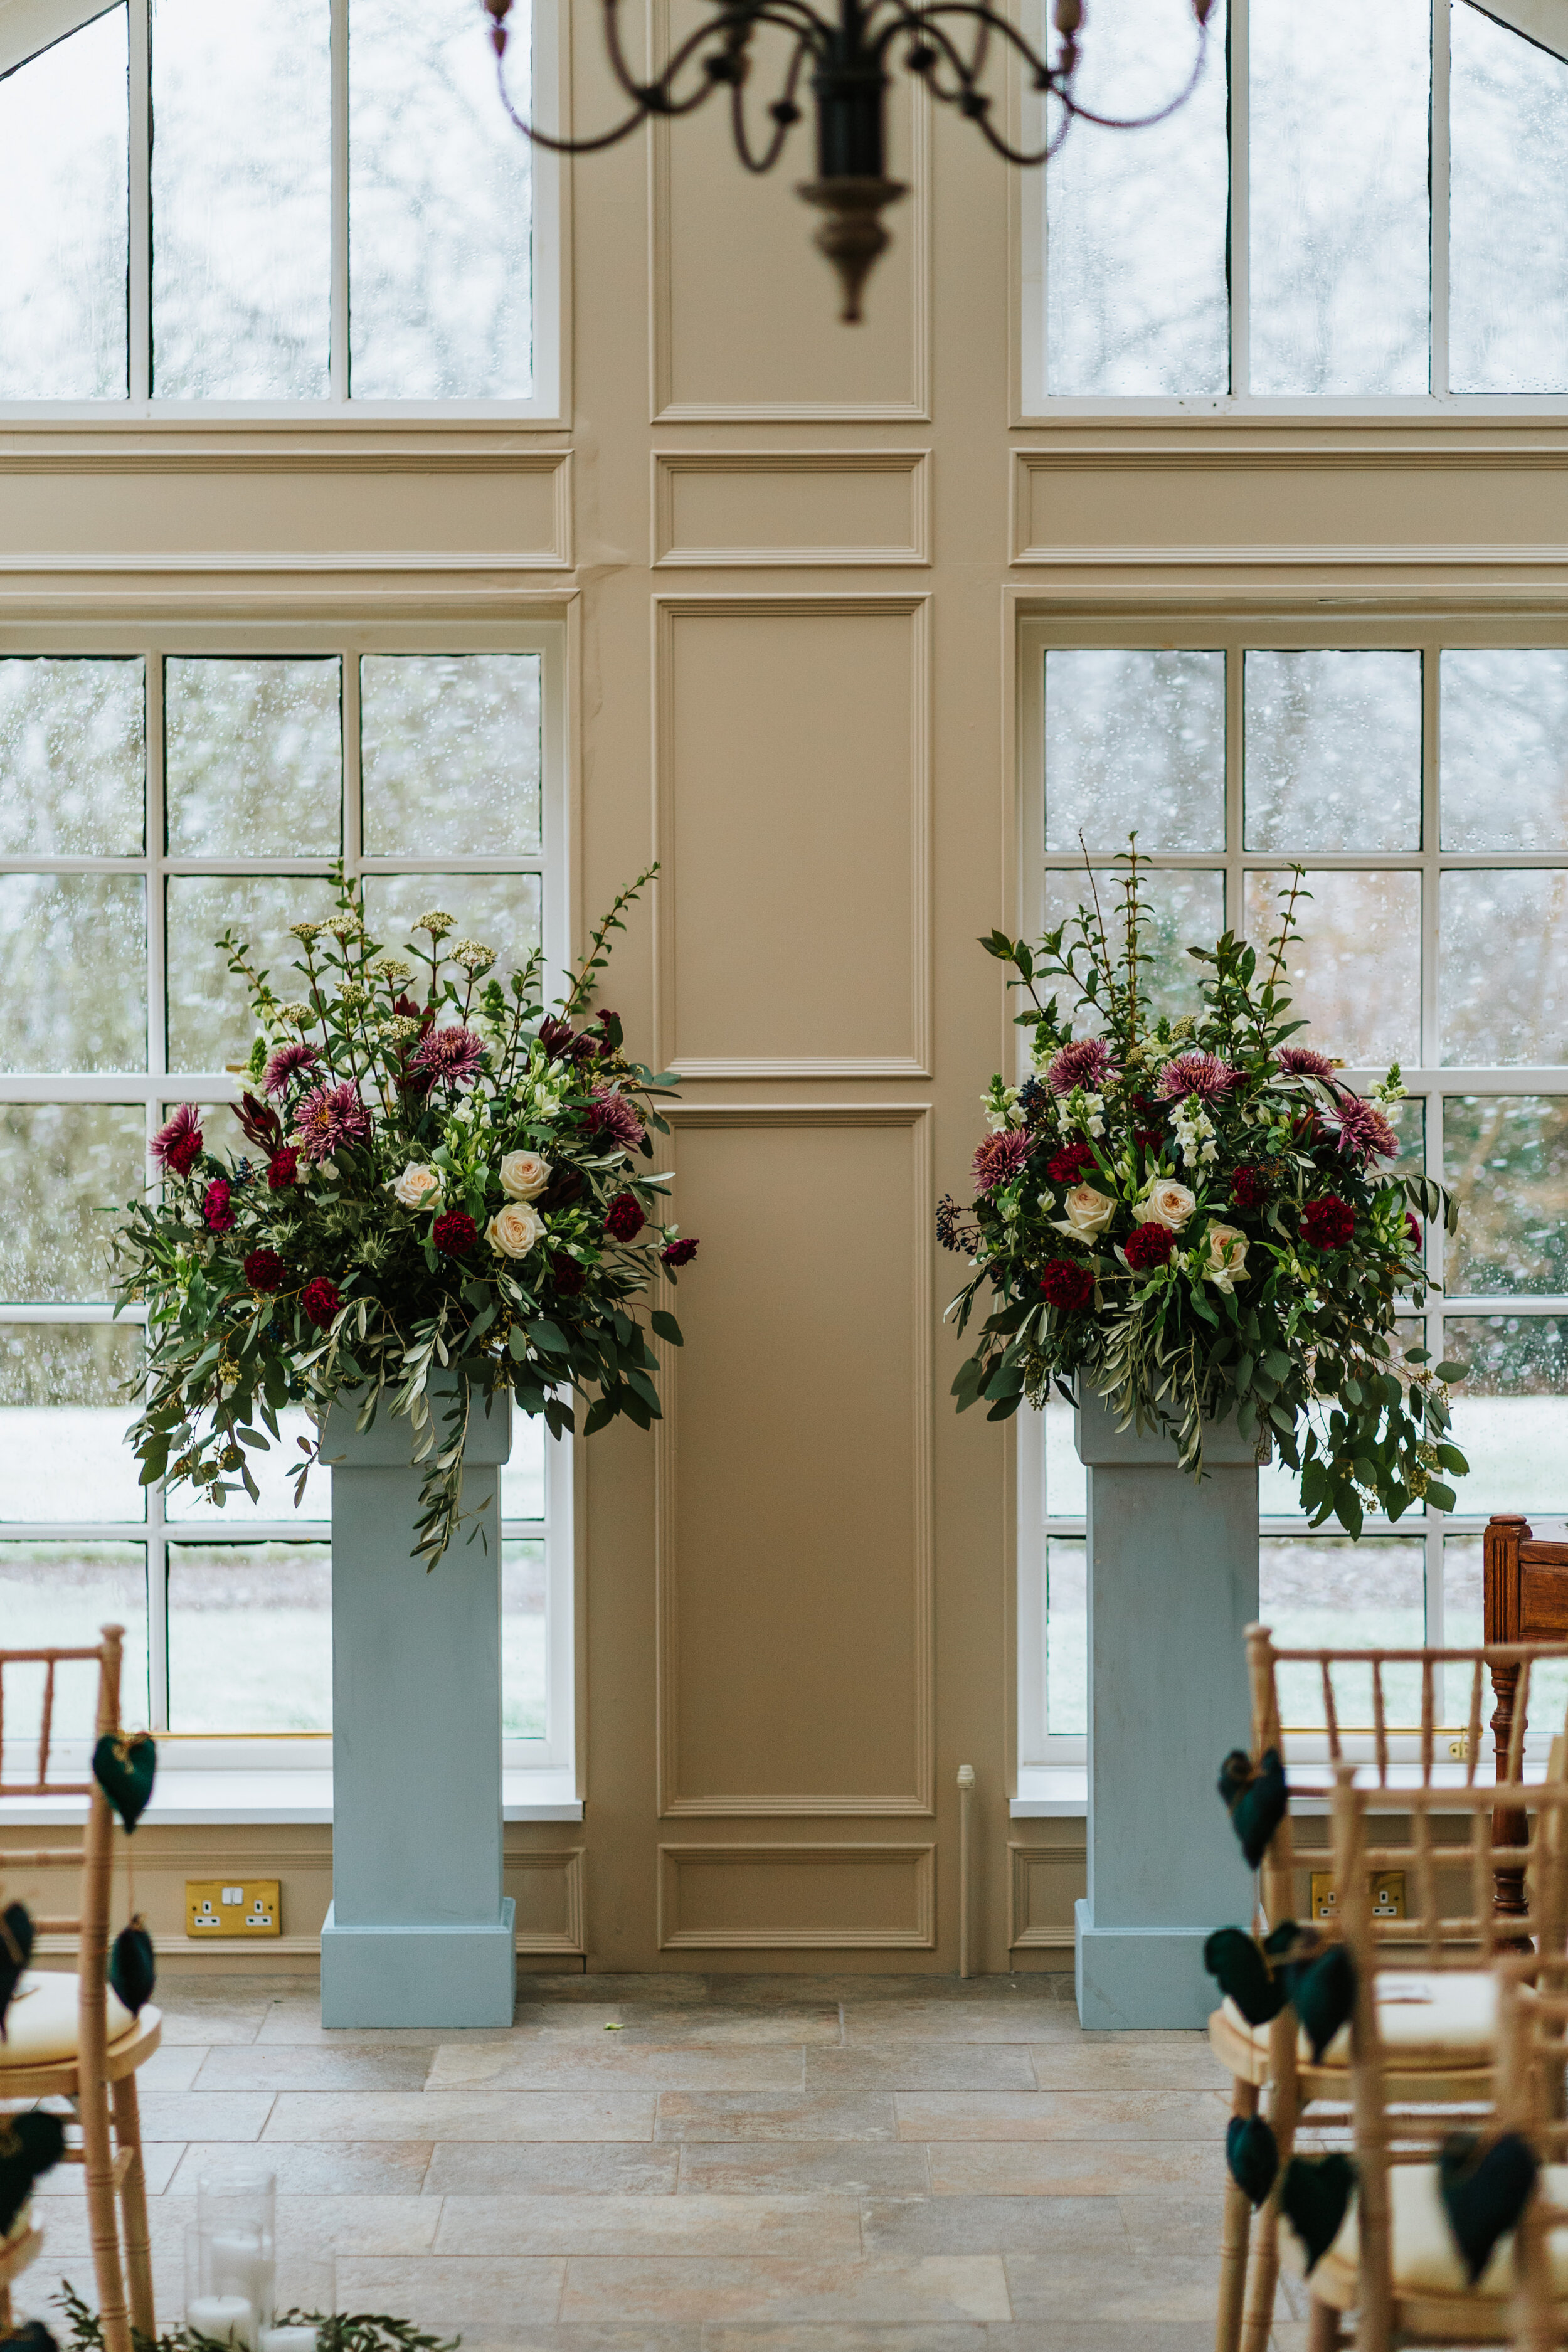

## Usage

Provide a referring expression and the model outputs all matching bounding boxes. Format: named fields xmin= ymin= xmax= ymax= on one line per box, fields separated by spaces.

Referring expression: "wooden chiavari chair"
xmin=0 ymin=1626 xmax=162 ymax=2352
xmin=1213 ymin=1626 xmax=1568 ymax=2352
xmin=1301 ymin=1766 xmax=1568 ymax=2348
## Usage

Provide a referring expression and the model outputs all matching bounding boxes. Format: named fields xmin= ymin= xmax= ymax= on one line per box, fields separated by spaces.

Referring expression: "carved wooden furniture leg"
xmin=1215 ymin=2076 xmax=1258 ymax=2352
xmin=1306 ymin=2297 xmax=1343 ymax=2351
xmin=112 ymin=2072 xmax=154 ymax=2339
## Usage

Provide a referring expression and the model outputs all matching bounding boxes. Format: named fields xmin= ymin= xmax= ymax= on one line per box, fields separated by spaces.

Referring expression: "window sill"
xmin=1011 ymin=1757 xmax=1547 ymax=1822
xmin=1011 ymin=1766 xmax=1087 ymax=1818
xmin=0 ymin=1767 xmax=583 ymax=1826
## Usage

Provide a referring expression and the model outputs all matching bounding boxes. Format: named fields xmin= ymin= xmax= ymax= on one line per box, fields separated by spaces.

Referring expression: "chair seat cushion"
xmin=1222 ymin=1969 xmax=1495 ymax=2068
xmin=1318 ymin=2159 xmax=1568 ymax=2299
xmin=0 ymin=1970 xmax=135 ymax=2065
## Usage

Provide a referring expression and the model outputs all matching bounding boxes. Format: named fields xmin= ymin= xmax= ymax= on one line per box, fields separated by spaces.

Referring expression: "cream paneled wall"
xmin=6 ymin=9 xmax=1568 ymax=1974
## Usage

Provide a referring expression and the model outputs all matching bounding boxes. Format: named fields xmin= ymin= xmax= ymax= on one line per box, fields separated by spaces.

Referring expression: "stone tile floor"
xmin=13 ymin=1969 xmax=1322 ymax=2351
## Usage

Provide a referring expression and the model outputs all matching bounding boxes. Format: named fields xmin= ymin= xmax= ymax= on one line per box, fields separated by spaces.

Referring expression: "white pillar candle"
xmin=209 ymin=2232 xmax=275 ymax=2320
xmin=186 ymin=2294 xmax=256 ymax=2349
xmin=258 ymin=2331 xmax=318 ymax=2352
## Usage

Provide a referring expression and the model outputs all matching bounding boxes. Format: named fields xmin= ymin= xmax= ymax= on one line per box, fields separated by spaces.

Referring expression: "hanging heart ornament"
xmin=0 ymin=1899 xmax=35 ymax=2038
xmin=92 ymin=1730 xmax=157 ymax=1832
xmin=1217 ymin=1746 xmax=1288 ymax=1869
xmin=109 ymin=1918 xmax=157 ymax=2017
xmin=1281 ymin=2151 xmax=1357 ymax=2274
xmin=1439 ymin=2129 xmax=1539 ymax=2284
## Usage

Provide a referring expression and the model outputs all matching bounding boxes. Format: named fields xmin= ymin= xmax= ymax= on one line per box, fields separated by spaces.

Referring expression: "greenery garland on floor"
xmin=46 ymin=2284 xmax=460 ymax=2352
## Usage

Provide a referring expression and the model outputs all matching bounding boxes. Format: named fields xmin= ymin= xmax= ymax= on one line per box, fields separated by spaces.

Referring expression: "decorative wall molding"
xmin=0 ymin=431 xmax=575 ymax=474
xmin=652 ymin=450 xmax=930 ymax=568
xmin=652 ymin=592 xmax=930 ymax=1079
xmin=655 ymin=1102 xmax=934 ymax=1820
xmin=0 ymin=573 xmax=580 ymax=620
xmin=510 ymin=1846 xmax=588 ymax=1954
xmin=1002 ymin=562 xmax=1568 ymax=615
xmin=1007 ymin=1838 xmax=1082 ymax=1950
xmin=657 ymin=1841 xmax=936 ymax=1948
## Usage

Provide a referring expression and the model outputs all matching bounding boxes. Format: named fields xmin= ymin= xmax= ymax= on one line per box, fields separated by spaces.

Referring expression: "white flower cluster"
xmin=1172 ymin=1101 xmax=1217 ymax=1171
xmin=1066 ymin=1086 xmax=1104 ymax=1140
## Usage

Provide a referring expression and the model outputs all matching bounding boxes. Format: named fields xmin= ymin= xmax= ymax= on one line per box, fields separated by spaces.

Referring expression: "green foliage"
xmin=110 ymin=864 xmax=693 ymax=1566
xmin=944 ymin=847 xmax=1468 ymax=1533
xmin=53 ymin=2281 xmax=461 ymax=2352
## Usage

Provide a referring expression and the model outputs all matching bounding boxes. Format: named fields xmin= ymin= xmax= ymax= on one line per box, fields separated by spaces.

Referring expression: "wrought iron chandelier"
xmin=482 ymin=0 xmax=1214 ymax=322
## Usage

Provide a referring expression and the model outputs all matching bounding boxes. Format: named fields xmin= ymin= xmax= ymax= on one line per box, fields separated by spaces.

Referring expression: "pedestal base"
xmin=320 ymin=1897 xmax=516 ymax=2028
xmin=1074 ymin=1900 xmax=1214 ymax=2030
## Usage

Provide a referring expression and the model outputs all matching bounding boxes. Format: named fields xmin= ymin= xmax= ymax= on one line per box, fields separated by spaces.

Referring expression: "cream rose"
xmin=1061 ymin=1183 xmax=1116 ymax=1239
xmin=1134 ymin=1178 xmax=1196 ymax=1232
xmin=1203 ymin=1222 xmax=1250 ymax=1293
xmin=487 ymin=1200 xmax=544 ymax=1260
xmin=499 ymin=1149 xmax=551 ymax=1202
xmin=389 ymin=1162 xmax=442 ymax=1211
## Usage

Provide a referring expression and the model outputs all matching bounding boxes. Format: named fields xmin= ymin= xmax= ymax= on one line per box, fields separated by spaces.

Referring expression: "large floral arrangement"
xmin=112 ymin=866 xmax=697 ymax=1564
xmin=941 ymin=859 xmax=1466 ymax=1534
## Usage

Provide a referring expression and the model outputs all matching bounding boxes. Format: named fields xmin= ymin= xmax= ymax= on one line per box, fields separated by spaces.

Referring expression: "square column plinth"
xmin=1073 ymin=1389 xmax=1259 ymax=2030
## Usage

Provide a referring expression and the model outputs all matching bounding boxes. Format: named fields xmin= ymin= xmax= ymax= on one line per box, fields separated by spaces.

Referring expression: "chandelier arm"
xmin=728 ymin=32 xmax=815 ymax=172
xmin=492 ymin=60 xmax=653 ymax=153
xmin=1049 ymin=26 xmax=1209 ymax=132
xmin=865 ymin=7 xmax=995 ymax=108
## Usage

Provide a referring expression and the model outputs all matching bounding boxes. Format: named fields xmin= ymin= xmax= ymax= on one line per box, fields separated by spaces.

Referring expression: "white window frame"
xmin=1016 ymin=607 xmax=1568 ymax=1771
xmin=1018 ymin=0 xmax=1568 ymax=420
xmin=0 ymin=0 xmax=565 ymax=424
xmin=0 ymin=615 xmax=576 ymax=1785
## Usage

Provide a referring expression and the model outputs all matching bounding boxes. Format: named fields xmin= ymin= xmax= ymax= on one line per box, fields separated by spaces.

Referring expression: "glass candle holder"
xmin=185 ymin=2222 xmax=260 ymax=2351
xmin=260 ymin=2249 xmax=337 ymax=2352
xmin=194 ymin=2169 xmax=277 ymax=2342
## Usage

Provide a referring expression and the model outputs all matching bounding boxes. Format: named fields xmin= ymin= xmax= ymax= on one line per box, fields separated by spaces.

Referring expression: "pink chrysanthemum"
xmin=1276 ymin=1046 xmax=1336 ymax=1081
xmin=584 ymin=1085 xmax=644 ymax=1153
xmin=1156 ymin=1051 xmax=1240 ymax=1104
xmin=262 ymin=1042 xmax=320 ymax=1098
xmin=410 ymin=1025 xmax=487 ymax=1088
xmin=972 ymin=1128 xmax=1036 ymax=1197
xmin=151 ymin=1103 xmax=203 ymax=1177
xmin=1334 ymin=1094 xmax=1401 ymax=1167
xmin=1045 ymin=1038 xmax=1115 ymax=1098
xmin=293 ymin=1079 xmax=372 ymax=1163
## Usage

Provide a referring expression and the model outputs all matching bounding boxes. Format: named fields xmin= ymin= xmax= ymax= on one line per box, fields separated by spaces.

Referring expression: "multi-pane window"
xmin=1019 ymin=622 xmax=1568 ymax=1755
xmin=1030 ymin=0 xmax=1568 ymax=401
xmin=0 ymin=0 xmax=546 ymax=405
xmin=0 ymin=625 xmax=570 ymax=1768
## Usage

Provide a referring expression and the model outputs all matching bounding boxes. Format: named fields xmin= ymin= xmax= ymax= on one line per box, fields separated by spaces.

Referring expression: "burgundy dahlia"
xmin=202 ymin=1178 xmax=235 ymax=1234
xmin=584 ymin=1085 xmax=644 ymax=1153
xmin=267 ymin=1148 xmax=299 ymax=1190
xmin=1334 ymin=1095 xmax=1401 ymax=1167
xmin=1046 ymin=1140 xmax=1098 ymax=1185
xmin=1124 ymin=1222 xmax=1176 ymax=1271
xmin=1302 ymin=1195 xmax=1356 ymax=1251
xmin=433 ymin=1210 xmax=477 ymax=1256
xmin=604 ymin=1192 xmax=645 ymax=1242
xmin=1045 ymin=1037 xmax=1115 ymax=1098
xmin=1406 ymin=1212 xmax=1423 ymax=1256
xmin=1230 ymin=1165 xmax=1271 ymax=1210
xmin=1040 ymin=1259 xmax=1096 ymax=1311
xmin=410 ymin=1024 xmax=487 ymax=1088
xmin=973 ymin=1128 xmax=1035 ymax=1197
xmin=152 ymin=1104 xmax=203 ymax=1178
xmin=1276 ymin=1046 xmax=1336 ymax=1081
xmin=243 ymin=1247 xmax=288 ymax=1293
xmin=294 ymin=1080 xmax=372 ymax=1163
xmin=1156 ymin=1051 xmax=1240 ymax=1104
xmin=550 ymin=1250 xmax=588 ymax=1296
xmin=301 ymin=1276 xmax=342 ymax=1328
xmin=262 ymin=1042 xmax=320 ymax=1098
xmin=660 ymin=1237 xmax=699 ymax=1268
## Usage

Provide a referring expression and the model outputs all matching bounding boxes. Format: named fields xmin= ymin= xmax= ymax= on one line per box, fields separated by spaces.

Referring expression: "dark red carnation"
xmin=243 ymin=1248 xmax=288 ymax=1293
xmin=1046 ymin=1142 xmax=1097 ymax=1185
xmin=660 ymin=1237 xmax=699 ymax=1268
xmin=550 ymin=1251 xmax=588 ymax=1296
xmin=1124 ymin=1222 xmax=1176 ymax=1271
xmin=301 ymin=1276 xmax=342 ymax=1328
xmin=433 ymin=1210 xmax=477 ymax=1257
xmin=1301 ymin=1195 xmax=1356 ymax=1251
xmin=203 ymin=1179 xmax=235 ymax=1233
xmin=1230 ymin=1165 xmax=1270 ymax=1210
xmin=604 ymin=1192 xmax=645 ymax=1242
xmin=1040 ymin=1259 xmax=1096 ymax=1311
xmin=267 ymin=1148 xmax=299 ymax=1190
xmin=1134 ymin=1129 xmax=1164 ymax=1153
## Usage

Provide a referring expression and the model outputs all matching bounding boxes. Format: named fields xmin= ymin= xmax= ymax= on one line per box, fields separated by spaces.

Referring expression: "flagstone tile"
xmin=1002 ymin=2249 xmax=1223 ymax=2325
xmin=31 ymin=2140 xmax=184 ymax=2196
xmin=263 ymin=2090 xmax=657 ymax=2141
xmin=675 ymin=2141 xmax=931 ymax=2197
xmin=924 ymin=2143 xmax=1229 ymax=2198
xmin=167 ymin=2138 xmax=435 ymax=2195
xmin=556 ymin=2253 xmax=1012 ymax=2325
xmin=807 ymin=2047 xmax=1036 ymax=2093
xmin=334 ymin=2254 xmax=566 ymax=2330
xmin=151 ymin=1997 xmax=271 ymax=2047
xmin=1115 ymin=2191 xmax=1229 ymax=2252
xmin=655 ymin=2091 xmax=898 ymax=2143
xmin=896 ymin=2092 xmax=1228 ymax=2143
xmin=134 ymin=2045 xmax=209 ymax=2090
xmin=424 ymin=2144 xmax=682 ymax=2196
xmin=983 ymin=2326 xmax=1220 ymax=2351
xmin=516 ymin=2005 xmax=842 ymax=2047
xmin=427 ymin=2044 xmax=805 ymax=2091
xmin=859 ymin=2195 xmax=1126 ymax=2255
xmin=432 ymin=2191 xmax=861 ymax=2257
xmin=1027 ymin=2045 xmax=1231 ymax=2092
xmin=706 ymin=2330 xmax=987 ymax=2351
xmin=840 ymin=2006 xmax=1098 ymax=2045
xmin=194 ymin=2044 xmax=437 ymax=2091
xmin=504 ymin=2330 xmax=703 ymax=2352
xmin=36 ymin=2191 xmax=442 ymax=2262
xmin=138 ymin=2090 xmax=275 ymax=2140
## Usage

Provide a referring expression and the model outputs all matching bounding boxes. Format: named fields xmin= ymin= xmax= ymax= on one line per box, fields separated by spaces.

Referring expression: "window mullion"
xmin=342 ymin=647 xmax=362 ymax=879
xmin=129 ymin=0 xmax=151 ymax=402
xmin=1228 ymin=0 xmax=1250 ymax=398
xmin=330 ymin=0 xmax=349 ymax=403
xmin=1224 ymin=633 xmax=1244 ymax=926
xmin=1430 ymin=0 xmax=1451 ymax=397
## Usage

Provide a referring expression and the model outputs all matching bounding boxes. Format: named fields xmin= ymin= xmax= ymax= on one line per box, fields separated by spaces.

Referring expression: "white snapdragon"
xmin=1173 ymin=1103 xmax=1217 ymax=1170
xmin=1066 ymin=1086 xmax=1105 ymax=1140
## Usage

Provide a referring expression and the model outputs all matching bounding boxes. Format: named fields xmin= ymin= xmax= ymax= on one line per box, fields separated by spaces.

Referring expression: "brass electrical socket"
xmin=1310 ymin=1870 xmax=1406 ymax=1923
xmin=186 ymin=1880 xmax=280 ymax=1937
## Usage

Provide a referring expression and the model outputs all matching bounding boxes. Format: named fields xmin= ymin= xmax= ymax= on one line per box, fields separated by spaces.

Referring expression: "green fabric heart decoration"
xmin=1226 ymin=2113 xmax=1279 ymax=2209
xmin=0 ymin=1899 xmax=34 ymax=2038
xmin=0 ymin=2109 xmax=66 ymax=2235
xmin=2 ymin=2323 xmax=60 ymax=2351
xmin=92 ymin=1730 xmax=157 ymax=1833
xmin=109 ymin=1919 xmax=156 ymax=2017
xmin=1218 ymin=1746 xmax=1288 ymax=1869
xmin=1203 ymin=1926 xmax=1288 ymax=2026
xmin=1439 ymin=2130 xmax=1539 ymax=2284
xmin=1281 ymin=2152 xmax=1357 ymax=2275
xmin=1283 ymin=1939 xmax=1357 ymax=2063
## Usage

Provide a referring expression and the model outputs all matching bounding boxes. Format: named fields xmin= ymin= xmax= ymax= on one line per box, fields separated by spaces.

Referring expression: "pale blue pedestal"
xmin=1073 ymin=1390 xmax=1259 ymax=2030
xmin=320 ymin=1384 xmax=516 ymax=2029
